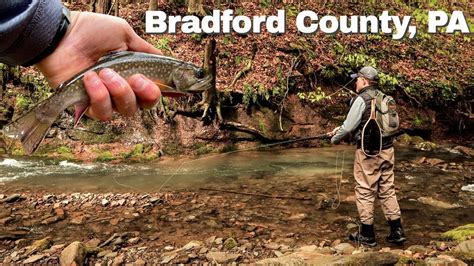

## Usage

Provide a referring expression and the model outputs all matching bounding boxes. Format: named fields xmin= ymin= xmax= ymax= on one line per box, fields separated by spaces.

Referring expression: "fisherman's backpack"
xmin=361 ymin=90 xmax=399 ymax=156
xmin=366 ymin=89 xmax=399 ymax=137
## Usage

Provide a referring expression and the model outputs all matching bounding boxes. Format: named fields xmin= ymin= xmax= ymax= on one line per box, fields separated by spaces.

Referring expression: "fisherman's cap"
xmin=350 ymin=66 xmax=378 ymax=80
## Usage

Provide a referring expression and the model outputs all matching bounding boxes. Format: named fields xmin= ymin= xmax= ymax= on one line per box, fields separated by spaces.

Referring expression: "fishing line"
xmin=113 ymin=78 xmax=355 ymax=192
xmin=331 ymin=150 xmax=344 ymax=210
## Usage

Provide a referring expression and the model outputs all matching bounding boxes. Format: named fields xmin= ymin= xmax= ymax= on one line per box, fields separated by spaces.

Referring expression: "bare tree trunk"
xmin=93 ymin=0 xmax=113 ymax=14
xmin=149 ymin=0 xmax=158 ymax=10
xmin=200 ymin=38 xmax=222 ymax=121
xmin=187 ymin=0 xmax=206 ymax=15
xmin=114 ymin=0 xmax=119 ymax=16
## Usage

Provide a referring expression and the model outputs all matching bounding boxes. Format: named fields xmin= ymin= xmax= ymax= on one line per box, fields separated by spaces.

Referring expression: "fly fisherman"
xmin=328 ymin=66 xmax=406 ymax=247
xmin=0 ymin=0 xmax=162 ymax=120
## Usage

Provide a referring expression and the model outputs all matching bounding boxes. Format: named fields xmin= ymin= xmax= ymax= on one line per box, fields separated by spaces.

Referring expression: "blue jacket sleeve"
xmin=0 ymin=0 xmax=63 ymax=66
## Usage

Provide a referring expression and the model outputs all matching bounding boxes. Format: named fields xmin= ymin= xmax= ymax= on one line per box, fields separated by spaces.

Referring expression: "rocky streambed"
xmin=0 ymin=144 xmax=473 ymax=265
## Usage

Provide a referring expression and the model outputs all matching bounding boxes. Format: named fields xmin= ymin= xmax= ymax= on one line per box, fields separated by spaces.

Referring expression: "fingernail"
xmin=133 ymin=75 xmax=147 ymax=92
xmin=84 ymin=72 xmax=101 ymax=86
xmin=101 ymin=68 xmax=116 ymax=83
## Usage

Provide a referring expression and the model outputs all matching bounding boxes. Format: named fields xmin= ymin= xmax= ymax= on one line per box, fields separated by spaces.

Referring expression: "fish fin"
xmin=74 ymin=104 xmax=88 ymax=128
xmin=153 ymin=80 xmax=184 ymax=97
xmin=2 ymin=111 xmax=54 ymax=155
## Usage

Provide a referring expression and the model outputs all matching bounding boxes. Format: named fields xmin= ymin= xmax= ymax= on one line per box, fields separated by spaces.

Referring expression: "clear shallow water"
xmin=0 ymin=146 xmax=470 ymax=193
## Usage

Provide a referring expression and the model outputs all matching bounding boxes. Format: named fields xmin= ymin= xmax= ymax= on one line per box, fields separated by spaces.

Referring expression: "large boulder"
xmin=60 ymin=241 xmax=87 ymax=266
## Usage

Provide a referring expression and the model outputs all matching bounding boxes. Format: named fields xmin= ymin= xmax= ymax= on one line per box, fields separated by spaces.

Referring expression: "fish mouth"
xmin=186 ymin=75 xmax=213 ymax=93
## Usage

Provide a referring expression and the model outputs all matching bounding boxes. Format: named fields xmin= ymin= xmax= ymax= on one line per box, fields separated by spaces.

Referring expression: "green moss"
xmin=15 ymin=94 xmax=32 ymax=111
xmin=441 ymin=224 xmax=474 ymax=241
xmin=57 ymin=146 xmax=72 ymax=155
xmin=224 ymin=238 xmax=238 ymax=250
xmin=416 ymin=141 xmax=438 ymax=151
xmin=397 ymin=133 xmax=412 ymax=145
xmin=220 ymin=144 xmax=237 ymax=153
xmin=124 ymin=144 xmax=144 ymax=159
xmin=11 ymin=147 xmax=25 ymax=156
xmin=193 ymin=142 xmax=213 ymax=155
xmin=95 ymin=151 xmax=115 ymax=162
xmin=396 ymin=256 xmax=423 ymax=266
xmin=161 ymin=142 xmax=182 ymax=156
xmin=410 ymin=136 xmax=424 ymax=144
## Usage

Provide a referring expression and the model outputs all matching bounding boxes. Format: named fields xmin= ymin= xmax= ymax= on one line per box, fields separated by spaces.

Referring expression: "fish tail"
xmin=3 ymin=105 xmax=59 ymax=155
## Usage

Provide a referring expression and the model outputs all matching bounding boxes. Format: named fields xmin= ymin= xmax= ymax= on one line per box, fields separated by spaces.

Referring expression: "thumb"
xmin=125 ymin=27 xmax=162 ymax=55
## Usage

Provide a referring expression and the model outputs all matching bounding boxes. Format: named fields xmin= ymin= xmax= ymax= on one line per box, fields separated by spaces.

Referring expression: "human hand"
xmin=36 ymin=11 xmax=162 ymax=121
xmin=327 ymin=126 xmax=341 ymax=137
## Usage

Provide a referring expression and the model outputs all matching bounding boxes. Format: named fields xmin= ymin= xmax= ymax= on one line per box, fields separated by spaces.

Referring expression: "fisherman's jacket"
xmin=0 ymin=0 xmax=63 ymax=66
xmin=331 ymin=85 xmax=393 ymax=150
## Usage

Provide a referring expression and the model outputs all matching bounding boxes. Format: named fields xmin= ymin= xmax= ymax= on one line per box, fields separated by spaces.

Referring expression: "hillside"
xmin=0 ymin=1 xmax=472 ymax=158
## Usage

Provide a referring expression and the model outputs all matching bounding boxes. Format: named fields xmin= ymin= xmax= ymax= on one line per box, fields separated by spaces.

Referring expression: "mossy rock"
xmin=396 ymin=255 xmax=423 ymax=265
xmin=441 ymin=224 xmax=474 ymax=241
xmin=161 ymin=142 xmax=182 ymax=156
xmin=397 ymin=133 xmax=412 ymax=145
xmin=416 ymin=141 xmax=438 ymax=151
xmin=95 ymin=151 xmax=116 ymax=162
xmin=411 ymin=136 xmax=425 ymax=145
xmin=224 ymin=238 xmax=238 ymax=250
xmin=193 ymin=142 xmax=213 ymax=155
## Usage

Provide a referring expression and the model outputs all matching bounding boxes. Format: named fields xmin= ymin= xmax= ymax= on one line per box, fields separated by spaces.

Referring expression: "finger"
xmin=83 ymin=71 xmax=113 ymax=121
xmin=99 ymin=68 xmax=138 ymax=117
xmin=128 ymin=74 xmax=162 ymax=109
xmin=125 ymin=26 xmax=162 ymax=55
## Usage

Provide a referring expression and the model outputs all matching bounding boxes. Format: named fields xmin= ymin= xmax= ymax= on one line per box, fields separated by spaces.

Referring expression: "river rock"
xmin=417 ymin=197 xmax=458 ymax=209
xmin=134 ymin=258 xmax=146 ymax=265
xmin=182 ymin=240 xmax=202 ymax=251
xmin=455 ymin=239 xmax=474 ymax=253
xmin=0 ymin=194 xmax=23 ymax=204
xmin=425 ymin=256 xmax=467 ymax=266
xmin=407 ymin=245 xmax=431 ymax=254
xmin=416 ymin=142 xmax=438 ymax=151
xmin=297 ymin=245 xmax=318 ymax=252
xmin=224 ymin=238 xmax=238 ymax=250
xmin=333 ymin=251 xmax=399 ymax=265
xmin=25 ymin=237 xmax=52 ymax=256
xmin=454 ymin=146 xmax=474 ymax=157
xmin=257 ymin=251 xmax=334 ymax=265
xmin=85 ymin=238 xmax=101 ymax=248
xmin=425 ymin=158 xmax=445 ymax=166
xmin=287 ymin=213 xmax=307 ymax=221
xmin=442 ymin=224 xmax=474 ymax=241
xmin=23 ymin=254 xmax=45 ymax=263
xmin=160 ymin=253 xmax=177 ymax=263
xmin=334 ymin=243 xmax=355 ymax=255
xmin=112 ymin=255 xmax=125 ymax=265
xmin=60 ymin=241 xmax=87 ymax=266
xmin=206 ymin=252 xmax=241 ymax=264
xmin=128 ymin=237 xmax=140 ymax=245
xmin=70 ymin=215 xmax=86 ymax=225
xmin=101 ymin=199 xmax=109 ymax=206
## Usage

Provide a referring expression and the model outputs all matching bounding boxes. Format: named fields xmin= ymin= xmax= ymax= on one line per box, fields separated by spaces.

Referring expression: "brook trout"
xmin=3 ymin=51 xmax=212 ymax=154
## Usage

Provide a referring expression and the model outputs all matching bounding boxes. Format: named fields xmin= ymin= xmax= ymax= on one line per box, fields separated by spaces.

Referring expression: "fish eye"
xmin=195 ymin=69 xmax=205 ymax=79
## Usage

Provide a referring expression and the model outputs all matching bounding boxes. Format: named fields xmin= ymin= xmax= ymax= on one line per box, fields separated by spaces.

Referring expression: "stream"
xmin=1 ymin=145 xmax=473 ymax=246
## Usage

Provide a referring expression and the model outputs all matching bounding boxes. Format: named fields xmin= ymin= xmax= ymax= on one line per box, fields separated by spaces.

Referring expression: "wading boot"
xmin=386 ymin=218 xmax=407 ymax=244
xmin=349 ymin=223 xmax=377 ymax=247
